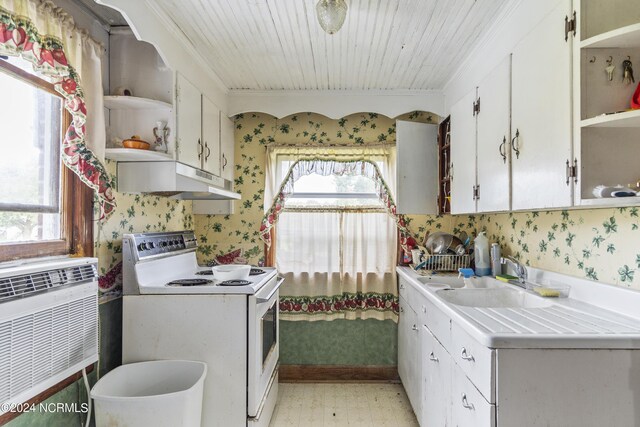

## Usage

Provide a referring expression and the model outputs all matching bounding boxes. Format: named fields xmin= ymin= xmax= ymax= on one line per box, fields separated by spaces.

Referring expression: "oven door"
xmin=248 ymin=274 xmax=283 ymax=418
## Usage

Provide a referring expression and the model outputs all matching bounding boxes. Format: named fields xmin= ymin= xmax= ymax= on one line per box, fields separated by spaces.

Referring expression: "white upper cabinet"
xmin=476 ymin=57 xmax=511 ymax=213
xmin=202 ymin=96 xmax=221 ymax=177
xmin=450 ymin=90 xmax=478 ymax=215
xmin=396 ymin=121 xmax=439 ymax=215
xmin=220 ymin=114 xmax=235 ymax=182
xmin=511 ymin=0 xmax=573 ymax=210
xmin=175 ymin=73 xmax=203 ymax=170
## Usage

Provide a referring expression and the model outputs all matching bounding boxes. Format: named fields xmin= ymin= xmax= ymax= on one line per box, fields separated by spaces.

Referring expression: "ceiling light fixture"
xmin=316 ymin=0 xmax=348 ymax=35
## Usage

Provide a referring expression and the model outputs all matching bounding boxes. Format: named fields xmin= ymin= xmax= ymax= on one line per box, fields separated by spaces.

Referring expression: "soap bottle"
xmin=474 ymin=232 xmax=491 ymax=276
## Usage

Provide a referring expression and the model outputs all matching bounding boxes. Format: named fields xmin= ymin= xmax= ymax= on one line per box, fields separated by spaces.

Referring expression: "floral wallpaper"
xmin=94 ymin=160 xmax=193 ymax=299
xmin=193 ymin=111 xmax=466 ymax=266
xmin=479 ymin=208 xmax=640 ymax=289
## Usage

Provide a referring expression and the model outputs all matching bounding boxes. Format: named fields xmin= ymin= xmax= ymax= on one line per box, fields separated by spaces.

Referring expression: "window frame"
xmin=0 ymin=59 xmax=93 ymax=262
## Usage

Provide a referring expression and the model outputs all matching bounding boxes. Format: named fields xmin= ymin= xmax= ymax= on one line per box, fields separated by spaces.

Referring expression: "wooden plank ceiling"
xmin=151 ymin=0 xmax=511 ymax=91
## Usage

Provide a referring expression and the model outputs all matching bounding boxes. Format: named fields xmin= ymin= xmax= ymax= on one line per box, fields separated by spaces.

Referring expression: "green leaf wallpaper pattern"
xmin=94 ymin=160 xmax=194 ymax=296
xmin=479 ymin=208 xmax=640 ymax=288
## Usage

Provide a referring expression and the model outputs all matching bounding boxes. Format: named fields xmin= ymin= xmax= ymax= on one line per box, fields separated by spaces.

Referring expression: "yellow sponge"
xmin=496 ymin=274 xmax=519 ymax=282
xmin=533 ymin=287 xmax=561 ymax=297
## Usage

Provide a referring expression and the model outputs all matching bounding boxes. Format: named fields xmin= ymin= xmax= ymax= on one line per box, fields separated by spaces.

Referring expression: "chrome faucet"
xmin=500 ymin=256 xmax=527 ymax=285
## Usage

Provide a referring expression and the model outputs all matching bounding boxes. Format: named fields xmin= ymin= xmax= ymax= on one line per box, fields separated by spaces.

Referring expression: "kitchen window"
xmin=269 ymin=148 xmax=399 ymax=320
xmin=0 ymin=58 xmax=93 ymax=262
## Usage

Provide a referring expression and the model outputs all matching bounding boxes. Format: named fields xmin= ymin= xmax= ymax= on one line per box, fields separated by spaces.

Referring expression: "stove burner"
xmin=218 ymin=279 xmax=252 ymax=287
xmin=195 ymin=270 xmax=213 ymax=276
xmin=196 ymin=268 xmax=265 ymax=276
xmin=167 ymin=279 xmax=213 ymax=287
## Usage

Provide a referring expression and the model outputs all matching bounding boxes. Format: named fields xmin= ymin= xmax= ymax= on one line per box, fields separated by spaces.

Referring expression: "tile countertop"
xmin=397 ymin=267 xmax=640 ymax=349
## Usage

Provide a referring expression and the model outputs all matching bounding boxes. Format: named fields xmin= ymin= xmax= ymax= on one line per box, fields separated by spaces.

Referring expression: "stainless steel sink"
xmin=435 ymin=287 xmax=554 ymax=309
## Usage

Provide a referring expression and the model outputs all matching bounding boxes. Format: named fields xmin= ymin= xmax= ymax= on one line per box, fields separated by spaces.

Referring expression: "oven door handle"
xmin=257 ymin=277 xmax=284 ymax=304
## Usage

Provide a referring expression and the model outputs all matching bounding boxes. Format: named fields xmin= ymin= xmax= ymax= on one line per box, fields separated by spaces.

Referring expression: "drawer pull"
xmin=428 ymin=352 xmax=439 ymax=362
xmin=461 ymin=393 xmax=475 ymax=410
xmin=400 ymin=307 xmax=404 ymax=313
xmin=460 ymin=347 xmax=475 ymax=362
xmin=412 ymin=324 xmax=418 ymax=331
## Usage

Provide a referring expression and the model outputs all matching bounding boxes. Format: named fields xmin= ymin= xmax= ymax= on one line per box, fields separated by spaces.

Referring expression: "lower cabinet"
xmin=398 ymin=295 xmax=421 ymax=417
xmin=421 ymin=326 xmax=451 ymax=427
xmin=451 ymin=363 xmax=495 ymax=427
xmin=400 ymin=274 xmax=640 ymax=427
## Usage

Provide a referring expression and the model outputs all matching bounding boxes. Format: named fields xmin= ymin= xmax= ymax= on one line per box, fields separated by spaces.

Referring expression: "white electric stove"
xmin=122 ymin=231 xmax=281 ymax=427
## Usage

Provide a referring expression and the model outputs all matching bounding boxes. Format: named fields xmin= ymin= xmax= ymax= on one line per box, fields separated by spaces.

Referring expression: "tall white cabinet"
xmin=450 ymin=57 xmax=511 ymax=215
xmin=511 ymin=0 xmax=574 ymax=210
xmin=175 ymin=74 xmax=203 ymax=170
xmin=449 ymin=90 xmax=478 ymax=214
xmin=476 ymin=57 xmax=511 ymax=213
xmin=396 ymin=121 xmax=439 ymax=215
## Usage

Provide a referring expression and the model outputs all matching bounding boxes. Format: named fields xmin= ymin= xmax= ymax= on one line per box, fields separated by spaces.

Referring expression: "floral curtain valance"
xmin=260 ymin=157 xmax=410 ymax=248
xmin=0 ymin=0 xmax=115 ymax=218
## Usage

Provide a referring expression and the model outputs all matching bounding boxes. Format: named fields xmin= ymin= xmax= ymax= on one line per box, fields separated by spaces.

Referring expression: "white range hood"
xmin=117 ymin=161 xmax=240 ymax=200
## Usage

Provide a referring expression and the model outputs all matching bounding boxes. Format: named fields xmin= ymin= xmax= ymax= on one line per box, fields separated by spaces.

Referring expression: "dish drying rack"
xmin=415 ymin=254 xmax=470 ymax=272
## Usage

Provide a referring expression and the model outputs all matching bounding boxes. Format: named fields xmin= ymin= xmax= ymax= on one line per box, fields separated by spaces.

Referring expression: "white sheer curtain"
xmin=270 ymin=146 xmax=399 ymax=321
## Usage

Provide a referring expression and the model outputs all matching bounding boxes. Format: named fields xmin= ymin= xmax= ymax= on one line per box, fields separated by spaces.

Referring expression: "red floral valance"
xmin=260 ymin=157 xmax=410 ymax=247
xmin=0 ymin=5 xmax=115 ymax=218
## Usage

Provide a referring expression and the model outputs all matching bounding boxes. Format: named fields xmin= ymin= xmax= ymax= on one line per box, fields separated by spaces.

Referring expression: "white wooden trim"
xmin=228 ymin=90 xmax=444 ymax=119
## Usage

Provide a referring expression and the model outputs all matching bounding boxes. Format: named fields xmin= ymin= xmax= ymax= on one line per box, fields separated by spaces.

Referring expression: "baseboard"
xmin=279 ymin=365 xmax=399 ymax=383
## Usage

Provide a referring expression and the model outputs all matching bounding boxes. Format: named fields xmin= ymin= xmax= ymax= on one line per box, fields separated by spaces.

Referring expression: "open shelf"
xmin=581 ymin=109 xmax=640 ymax=128
xmin=581 ymin=23 xmax=640 ymax=48
xmin=579 ymin=196 xmax=640 ymax=208
xmin=104 ymin=96 xmax=173 ymax=110
xmin=105 ymin=148 xmax=173 ymax=162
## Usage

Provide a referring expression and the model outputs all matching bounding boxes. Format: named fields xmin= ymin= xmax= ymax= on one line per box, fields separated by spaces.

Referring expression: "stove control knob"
xmin=160 ymin=241 xmax=168 ymax=247
xmin=137 ymin=242 xmax=147 ymax=251
xmin=148 ymin=242 xmax=155 ymax=249
xmin=173 ymin=240 xmax=180 ymax=246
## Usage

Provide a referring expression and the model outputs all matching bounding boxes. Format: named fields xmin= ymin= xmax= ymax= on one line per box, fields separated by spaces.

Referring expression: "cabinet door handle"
xmin=400 ymin=283 xmax=405 ymax=289
xmin=222 ymin=153 xmax=228 ymax=169
xmin=400 ymin=307 xmax=404 ymax=313
xmin=449 ymin=163 xmax=454 ymax=181
xmin=429 ymin=352 xmax=439 ymax=362
xmin=511 ymin=129 xmax=520 ymax=159
xmin=461 ymin=393 xmax=475 ymax=410
xmin=499 ymin=136 xmax=507 ymax=163
xmin=197 ymin=139 xmax=202 ymax=160
xmin=412 ymin=324 xmax=418 ymax=331
xmin=460 ymin=347 xmax=475 ymax=362
xmin=205 ymin=142 xmax=211 ymax=161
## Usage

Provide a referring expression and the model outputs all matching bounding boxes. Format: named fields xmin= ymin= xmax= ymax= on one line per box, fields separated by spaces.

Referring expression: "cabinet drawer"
xmin=451 ymin=364 xmax=495 ymax=427
xmin=451 ymin=322 xmax=495 ymax=403
xmin=399 ymin=277 xmax=425 ymax=313
xmin=421 ymin=297 xmax=451 ymax=351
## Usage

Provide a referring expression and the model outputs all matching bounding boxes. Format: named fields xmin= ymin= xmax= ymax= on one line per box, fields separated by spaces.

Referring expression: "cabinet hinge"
xmin=472 ymin=98 xmax=481 ymax=116
xmin=472 ymin=185 xmax=480 ymax=200
xmin=565 ymin=11 xmax=576 ymax=42
xmin=565 ymin=158 xmax=578 ymax=185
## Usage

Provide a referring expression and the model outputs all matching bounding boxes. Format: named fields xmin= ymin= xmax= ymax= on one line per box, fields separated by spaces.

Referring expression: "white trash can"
xmin=91 ymin=360 xmax=207 ymax=427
